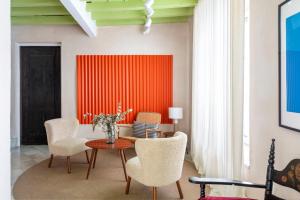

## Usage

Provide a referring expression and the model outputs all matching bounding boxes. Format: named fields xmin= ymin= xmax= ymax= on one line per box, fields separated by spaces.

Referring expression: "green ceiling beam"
xmin=11 ymin=6 xmax=69 ymax=16
xmin=87 ymin=0 xmax=197 ymax=12
xmin=96 ymin=16 xmax=188 ymax=26
xmin=154 ymin=7 xmax=194 ymax=17
xmin=84 ymin=0 xmax=128 ymax=2
xmin=11 ymin=0 xmax=62 ymax=7
xmin=91 ymin=7 xmax=193 ymax=20
xmin=12 ymin=16 xmax=76 ymax=25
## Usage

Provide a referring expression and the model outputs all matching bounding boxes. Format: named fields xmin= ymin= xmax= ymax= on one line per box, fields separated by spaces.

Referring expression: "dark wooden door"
xmin=21 ymin=46 xmax=61 ymax=145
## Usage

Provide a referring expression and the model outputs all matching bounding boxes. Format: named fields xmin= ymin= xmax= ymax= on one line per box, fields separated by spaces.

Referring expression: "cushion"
xmin=126 ymin=157 xmax=144 ymax=183
xmin=200 ymin=197 xmax=256 ymax=200
xmin=50 ymin=138 xmax=90 ymax=156
xmin=145 ymin=123 xmax=159 ymax=138
xmin=132 ymin=121 xmax=159 ymax=138
xmin=132 ymin=121 xmax=146 ymax=138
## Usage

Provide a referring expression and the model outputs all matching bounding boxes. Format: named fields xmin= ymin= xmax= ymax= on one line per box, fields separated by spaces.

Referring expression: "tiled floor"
xmin=11 ymin=145 xmax=49 ymax=186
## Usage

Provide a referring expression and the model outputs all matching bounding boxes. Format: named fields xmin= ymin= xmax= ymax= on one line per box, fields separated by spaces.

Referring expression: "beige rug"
xmin=13 ymin=149 xmax=200 ymax=200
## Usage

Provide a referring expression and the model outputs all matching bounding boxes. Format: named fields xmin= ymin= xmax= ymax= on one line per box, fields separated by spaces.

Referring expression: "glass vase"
xmin=105 ymin=124 xmax=116 ymax=144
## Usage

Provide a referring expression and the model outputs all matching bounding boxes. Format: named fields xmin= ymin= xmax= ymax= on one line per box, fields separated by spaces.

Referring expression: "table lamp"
xmin=168 ymin=107 xmax=183 ymax=132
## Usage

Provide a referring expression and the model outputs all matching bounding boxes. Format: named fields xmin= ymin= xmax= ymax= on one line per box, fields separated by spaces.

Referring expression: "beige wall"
xmin=248 ymin=0 xmax=300 ymax=199
xmin=11 ymin=23 xmax=192 ymax=142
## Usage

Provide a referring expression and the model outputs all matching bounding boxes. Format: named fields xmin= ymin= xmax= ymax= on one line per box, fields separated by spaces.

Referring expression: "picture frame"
xmin=279 ymin=0 xmax=300 ymax=132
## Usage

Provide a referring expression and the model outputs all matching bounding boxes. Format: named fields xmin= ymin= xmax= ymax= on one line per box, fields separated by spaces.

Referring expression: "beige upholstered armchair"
xmin=118 ymin=112 xmax=162 ymax=142
xmin=125 ymin=132 xmax=187 ymax=200
xmin=44 ymin=118 xmax=90 ymax=173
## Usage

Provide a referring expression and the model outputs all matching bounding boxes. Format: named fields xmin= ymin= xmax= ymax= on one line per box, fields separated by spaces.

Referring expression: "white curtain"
xmin=191 ymin=0 xmax=245 ymax=196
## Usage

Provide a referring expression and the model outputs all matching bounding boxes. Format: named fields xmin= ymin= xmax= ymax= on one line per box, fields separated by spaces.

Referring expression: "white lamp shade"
xmin=169 ymin=107 xmax=183 ymax=120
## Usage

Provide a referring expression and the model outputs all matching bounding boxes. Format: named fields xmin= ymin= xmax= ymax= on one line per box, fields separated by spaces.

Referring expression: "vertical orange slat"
xmin=92 ymin=56 xmax=95 ymax=118
xmin=101 ymin=55 xmax=104 ymax=114
xmin=100 ymin=55 xmax=104 ymax=114
xmin=77 ymin=56 xmax=81 ymax=123
xmin=164 ymin=56 xmax=167 ymax=122
xmin=82 ymin=56 xmax=86 ymax=123
xmin=95 ymin=56 xmax=98 ymax=115
xmin=109 ymin=55 xmax=112 ymax=114
xmin=146 ymin=56 xmax=152 ymax=111
xmin=128 ymin=55 xmax=132 ymax=123
xmin=86 ymin=55 xmax=92 ymax=120
xmin=155 ymin=55 xmax=158 ymax=113
xmin=143 ymin=56 xmax=147 ymax=112
xmin=158 ymin=56 xmax=162 ymax=120
xmin=84 ymin=56 xmax=88 ymax=121
xmin=111 ymin=55 xmax=114 ymax=114
xmin=166 ymin=55 xmax=173 ymax=123
xmin=115 ymin=56 xmax=119 ymax=110
xmin=94 ymin=56 xmax=97 ymax=116
xmin=144 ymin=56 xmax=146 ymax=112
xmin=132 ymin=56 xmax=135 ymax=120
xmin=113 ymin=56 xmax=116 ymax=114
xmin=99 ymin=55 xmax=102 ymax=115
xmin=134 ymin=56 xmax=138 ymax=115
xmin=112 ymin=56 xmax=116 ymax=113
xmin=169 ymin=55 xmax=173 ymax=123
xmin=150 ymin=56 xmax=153 ymax=112
xmin=125 ymin=56 xmax=129 ymax=123
xmin=81 ymin=56 xmax=84 ymax=123
xmin=108 ymin=55 xmax=112 ymax=114
xmin=105 ymin=55 xmax=108 ymax=114
xmin=84 ymin=56 xmax=88 ymax=118
xmin=102 ymin=55 xmax=105 ymax=114
xmin=136 ymin=56 xmax=140 ymax=114
xmin=121 ymin=56 xmax=125 ymax=123
xmin=139 ymin=56 xmax=143 ymax=113
xmin=148 ymin=56 xmax=152 ymax=112
xmin=145 ymin=55 xmax=148 ymax=112
xmin=162 ymin=55 xmax=169 ymax=122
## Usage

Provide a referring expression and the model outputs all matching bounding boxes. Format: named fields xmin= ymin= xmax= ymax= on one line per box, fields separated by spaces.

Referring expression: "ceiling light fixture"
xmin=143 ymin=0 xmax=154 ymax=34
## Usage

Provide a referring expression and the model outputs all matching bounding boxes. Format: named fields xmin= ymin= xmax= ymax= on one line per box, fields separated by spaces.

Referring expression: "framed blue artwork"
xmin=279 ymin=0 xmax=300 ymax=131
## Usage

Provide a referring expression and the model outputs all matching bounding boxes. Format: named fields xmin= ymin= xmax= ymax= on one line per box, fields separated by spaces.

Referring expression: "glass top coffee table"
xmin=85 ymin=139 xmax=133 ymax=181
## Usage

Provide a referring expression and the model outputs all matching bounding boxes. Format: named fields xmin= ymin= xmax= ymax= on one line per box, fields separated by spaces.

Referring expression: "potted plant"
xmin=84 ymin=103 xmax=132 ymax=144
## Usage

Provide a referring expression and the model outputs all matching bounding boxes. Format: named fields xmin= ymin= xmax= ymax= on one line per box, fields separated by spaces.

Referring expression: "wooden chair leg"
xmin=85 ymin=150 xmax=90 ymax=164
xmin=67 ymin=156 xmax=71 ymax=174
xmin=125 ymin=176 xmax=131 ymax=194
xmin=119 ymin=149 xmax=128 ymax=181
xmin=48 ymin=154 xmax=54 ymax=168
xmin=123 ymin=149 xmax=127 ymax=162
xmin=93 ymin=149 xmax=98 ymax=168
xmin=176 ymin=180 xmax=184 ymax=199
xmin=152 ymin=187 xmax=157 ymax=200
xmin=86 ymin=149 xmax=95 ymax=179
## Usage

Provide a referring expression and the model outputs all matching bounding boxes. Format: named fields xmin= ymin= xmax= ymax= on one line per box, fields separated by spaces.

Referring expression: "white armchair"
xmin=125 ymin=132 xmax=187 ymax=200
xmin=44 ymin=118 xmax=90 ymax=173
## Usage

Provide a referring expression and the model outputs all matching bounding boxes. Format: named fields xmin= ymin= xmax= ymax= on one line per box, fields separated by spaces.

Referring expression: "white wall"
xmin=11 ymin=23 xmax=192 ymax=143
xmin=0 ymin=0 xmax=11 ymax=198
xmin=248 ymin=0 xmax=300 ymax=199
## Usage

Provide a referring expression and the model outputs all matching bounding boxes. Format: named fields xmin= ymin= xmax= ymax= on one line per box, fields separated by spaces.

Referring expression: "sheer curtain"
xmin=191 ymin=0 xmax=245 ymax=196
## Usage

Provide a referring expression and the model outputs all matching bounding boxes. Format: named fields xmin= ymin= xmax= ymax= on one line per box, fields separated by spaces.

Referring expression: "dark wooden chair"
xmin=189 ymin=139 xmax=300 ymax=200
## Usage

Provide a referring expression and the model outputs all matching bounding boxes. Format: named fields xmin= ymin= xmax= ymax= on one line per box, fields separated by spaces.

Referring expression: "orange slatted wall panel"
xmin=77 ymin=55 xmax=173 ymax=124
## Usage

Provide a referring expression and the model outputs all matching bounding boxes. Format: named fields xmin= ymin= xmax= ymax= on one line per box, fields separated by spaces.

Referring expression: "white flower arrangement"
xmin=84 ymin=103 xmax=133 ymax=133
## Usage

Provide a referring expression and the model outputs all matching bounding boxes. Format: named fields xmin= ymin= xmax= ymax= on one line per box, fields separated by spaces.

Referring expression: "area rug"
xmin=13 ymin=149 xmax=200 ymax=200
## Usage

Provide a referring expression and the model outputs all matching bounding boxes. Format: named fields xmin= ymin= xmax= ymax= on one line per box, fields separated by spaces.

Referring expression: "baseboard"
xmin=11 ymin=137 xmax=19 ymax=148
